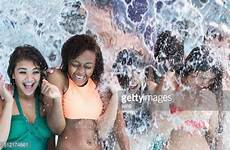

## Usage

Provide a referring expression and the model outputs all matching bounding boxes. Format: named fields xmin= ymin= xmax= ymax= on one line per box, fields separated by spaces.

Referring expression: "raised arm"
xmin=41 ymin=69 xmax=66 ymax=135
xmin=0 ymin=75 xmax=14 ymax=149
xmin=113 ymin=104 xmax=130 ymax=150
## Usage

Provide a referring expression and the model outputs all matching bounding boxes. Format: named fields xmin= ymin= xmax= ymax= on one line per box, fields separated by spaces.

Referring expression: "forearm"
xmin=98 ymin=92 xmax=118 ymax=139
xmin=114 ymin=128 xmax=130 ymax=150
xmin=114 ymin=111 xmax=130 ymax=150
xmin=0 ymin=101 xmax=13 ymax=148
xmin=214 ymin=111 xmax=225 ymax=150
xmin=47 ymin=98 xmax=65 ymax=135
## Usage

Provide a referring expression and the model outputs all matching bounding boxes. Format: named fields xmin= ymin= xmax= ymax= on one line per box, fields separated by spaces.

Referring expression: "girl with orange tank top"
xmin=43 ymin=34 xmax=130 ymax=150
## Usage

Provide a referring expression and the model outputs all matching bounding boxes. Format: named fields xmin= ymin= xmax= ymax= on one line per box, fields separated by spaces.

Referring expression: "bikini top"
xmin=62 ymin=77 xmax=103 ymax=120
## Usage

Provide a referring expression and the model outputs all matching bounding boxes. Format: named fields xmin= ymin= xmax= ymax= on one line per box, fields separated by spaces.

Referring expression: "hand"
xmin=0 ymin=74 xmax=14 ymax=103
xmin=41 ymin=79 xmax=62 ymax=100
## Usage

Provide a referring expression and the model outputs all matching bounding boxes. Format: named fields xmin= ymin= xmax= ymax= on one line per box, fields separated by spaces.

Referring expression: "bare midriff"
xmin=57 ymin=119 xmax=102 ymax=150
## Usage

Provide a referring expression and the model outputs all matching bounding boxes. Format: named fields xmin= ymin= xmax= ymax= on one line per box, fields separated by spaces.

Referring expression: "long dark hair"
xmin=7 ymin=45 xmax=48 ymax=94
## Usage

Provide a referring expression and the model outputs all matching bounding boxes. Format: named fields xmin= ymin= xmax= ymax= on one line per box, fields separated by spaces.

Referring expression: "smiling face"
xmin=68 ymin=50 xmax=96 ymax=87
xmin=117 ymin=68 xmax=144 ymax=94
xmin=12 ymin=60 xmax=41 ymax=97
xmin=128 ymin=71 xmax=143 ymax=94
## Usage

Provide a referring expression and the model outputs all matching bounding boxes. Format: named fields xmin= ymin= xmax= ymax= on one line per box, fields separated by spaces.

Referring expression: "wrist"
xmin=5 ymin=99 xmax=14 ymax=105
xmin=53 ymin=96 xmax=62 ymax=103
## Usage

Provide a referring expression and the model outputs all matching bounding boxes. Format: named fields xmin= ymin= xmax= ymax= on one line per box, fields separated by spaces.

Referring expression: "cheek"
xmin=35 ymin=75 xmax=41 ymax=82
xmin=85 ymin=68 xmax=95 ymax=77
xmin=13 ymin=74 xmax=23 ymax=82
xmin=68 ymin=66 xmax=76 ymax=75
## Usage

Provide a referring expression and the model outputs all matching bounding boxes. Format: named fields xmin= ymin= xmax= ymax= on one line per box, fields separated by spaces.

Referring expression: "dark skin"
xmin=46 ymin=70 xmax=129 ymax=150
xmin=45 ymin=50 xmax=129 ymax=150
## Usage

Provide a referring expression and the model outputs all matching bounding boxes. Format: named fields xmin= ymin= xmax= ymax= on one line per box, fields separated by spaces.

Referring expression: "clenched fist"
xmin=41 ymin=79 xmax=62 ymax=100
xmin=0 ymin=74 xmax=14 ymax=103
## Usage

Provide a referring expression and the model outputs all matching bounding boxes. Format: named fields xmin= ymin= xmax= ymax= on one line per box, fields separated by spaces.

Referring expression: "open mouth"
xmin=74 ymin=75 xmax=87 ymax=85
xmin=23 ymin=82 xmax=35 ymax=90
xmin=75 ymin=75 xmax=87 ymax=81
xmin=75 ymin=75 xmax=86 ymax=80
xmin=129 ymin=83 xmax=138 ymax=90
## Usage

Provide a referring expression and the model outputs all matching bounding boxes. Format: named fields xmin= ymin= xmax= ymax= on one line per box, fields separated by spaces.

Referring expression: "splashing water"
xmin=0 ymin=0 xmax=229 ymax=149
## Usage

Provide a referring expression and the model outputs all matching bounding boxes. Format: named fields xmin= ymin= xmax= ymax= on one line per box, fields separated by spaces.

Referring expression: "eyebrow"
xmin=71 ymin=61 xmax=94 ymax=65
xmin=17 ymin=67 xmax=40 ymax=71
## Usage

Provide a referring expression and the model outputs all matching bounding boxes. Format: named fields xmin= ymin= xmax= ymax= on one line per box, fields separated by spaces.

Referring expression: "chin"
xmin=74 ymin=80 xmax=87 ymax=87
xmin=23 ymin=90 xmax=36 ymax=96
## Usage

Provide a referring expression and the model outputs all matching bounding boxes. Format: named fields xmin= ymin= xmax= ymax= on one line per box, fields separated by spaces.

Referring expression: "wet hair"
xmin=7 ymin=45 xmax=48 ymax=93
xmin=182 ymin=46 xmax=223 ymax=96
xmin=61 ymin=34 xmax=104 ymax=85
xmin=112 ymin=49 xmax=145 ymax=89
xmin=154 ymin=30 xmax=184 ymax=76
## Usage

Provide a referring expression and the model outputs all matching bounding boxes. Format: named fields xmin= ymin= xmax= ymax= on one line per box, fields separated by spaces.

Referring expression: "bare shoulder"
xmin=47 ymin=69 xmax=67 ymax=93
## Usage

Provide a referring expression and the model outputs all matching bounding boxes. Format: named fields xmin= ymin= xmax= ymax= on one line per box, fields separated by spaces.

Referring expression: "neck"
xmin=17 ymin=90 xmax=35 ymax=101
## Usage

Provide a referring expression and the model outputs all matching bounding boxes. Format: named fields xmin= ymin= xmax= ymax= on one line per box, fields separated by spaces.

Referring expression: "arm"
xmin=0 ymin=76 xmax=14 ymax=149
xmin=201 ymin=90 xmax=221 ymax=149
xmin=207 ymin=97 xmax=224 ymax=150
xmin=97 ymin=88 xmax=130 ymax=149
xmin=206 ymin=111 xmax=219 ymax=149
xmin=97 ymin=89 xmax=118 ymax=140
xmin=42 ymin=69 xmax=66 ymax=135
xmin=97 ymin=78 xmax=130 ymax=149
xmin=113 ymin=105 xmax=130 ymax=150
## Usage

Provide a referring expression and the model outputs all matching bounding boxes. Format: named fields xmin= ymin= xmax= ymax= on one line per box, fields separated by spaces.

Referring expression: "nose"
xmin=130 ymin=77 xmax=137 ymax=85
xmin=77 ymin=66 xmax=86 ymax=75
xmin=25 ymin=73 xmax=34 ymax=81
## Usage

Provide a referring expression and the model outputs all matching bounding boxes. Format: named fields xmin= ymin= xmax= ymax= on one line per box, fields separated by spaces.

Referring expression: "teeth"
xmin=129 ymin=84 xmax=138 ymax=89
xmin=23 ymin=83 xmax=34 ymax=89
xmin=23 ymin=81 xmax=34 ymax=86
xmin=24 ymin=83 xmax=33 ymax=86
xmin=24 ymin=85 xmax=33 ymax=90
xmin=76 ymin=75 xmax=85 ymax=80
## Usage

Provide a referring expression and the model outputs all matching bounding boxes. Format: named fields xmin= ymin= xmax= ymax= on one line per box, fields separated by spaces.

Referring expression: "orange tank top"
xmin=63 ymin=77 xmax=103 ymax=120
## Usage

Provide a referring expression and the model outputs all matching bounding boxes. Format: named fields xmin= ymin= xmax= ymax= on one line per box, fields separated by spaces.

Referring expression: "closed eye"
xmin=19 ymin=71 xmax=26 ymax=74
xmin=84 ymin=66 xmax=92 ymax=69
xmin=33 ymin=71 xmax=40 ymax=74
xmin=71 ymin=63 xmax=80 ymax=68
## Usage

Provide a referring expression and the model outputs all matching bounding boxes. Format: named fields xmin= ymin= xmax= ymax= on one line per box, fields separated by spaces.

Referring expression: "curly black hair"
xmin=154 ymin=30 xmax=184 ymax=75
xmin=61 ymin=34 xmax=104 ymax=85
xmin=7 ymin=45 xmax=48 ymax=93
